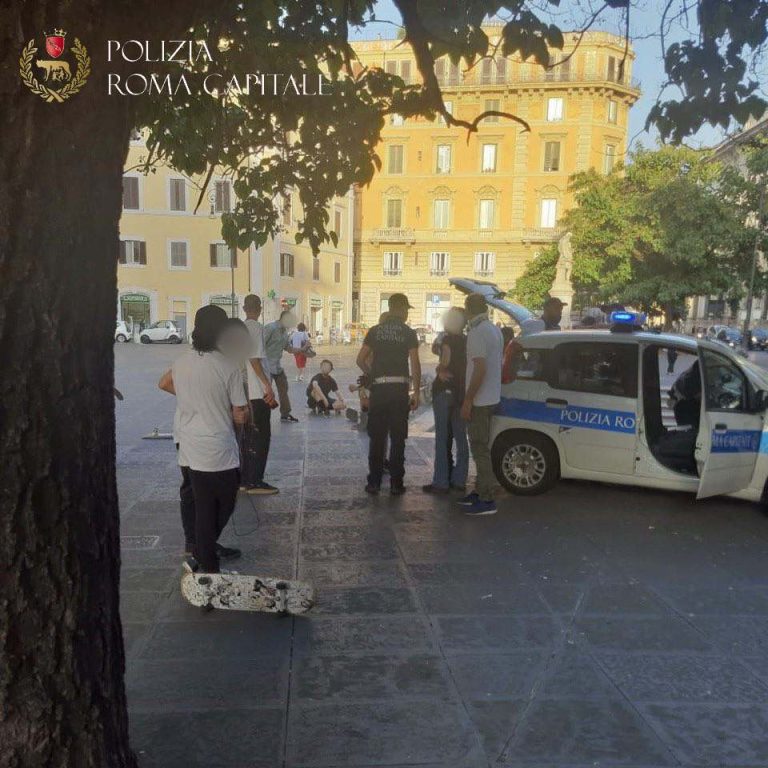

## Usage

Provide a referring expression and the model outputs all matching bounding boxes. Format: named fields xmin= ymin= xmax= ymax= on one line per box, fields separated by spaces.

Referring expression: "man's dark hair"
xmin=191 ymin=305 xmax=228 ymax=352
xmin=464 ymin=293 xmax=488 ymax=318
xmin=297 ymin=322 xmax=307 ymax=332
xmin=243 ymin=294 xmax=261 ymax=312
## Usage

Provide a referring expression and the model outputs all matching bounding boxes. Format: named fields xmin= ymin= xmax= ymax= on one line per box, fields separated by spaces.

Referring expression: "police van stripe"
xmin=497 ymin=397 xmax=637 ymax=434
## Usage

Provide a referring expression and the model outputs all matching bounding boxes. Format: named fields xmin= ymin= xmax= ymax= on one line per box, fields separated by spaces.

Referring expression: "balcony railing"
xmin=372 ymin=227 xmax=416 ymax=243
xmin=522 ymin=226 xmax=564 ymax=241
xmin=430 ymin=268 xmax=449 ymax=276
xmin=474 ymin=269 xmax=495 ymax=277
xmin=383 ymin=267 xmax=403 ymax=276
xmin=435 ymin=70 xmax=640 ymax=91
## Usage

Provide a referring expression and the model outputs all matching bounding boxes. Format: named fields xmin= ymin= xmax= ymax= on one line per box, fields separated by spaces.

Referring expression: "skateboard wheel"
xmin=198 ymin=576 xmax=212 ymax=585
xmin=275 ymin=581 xmax=288 ymax=590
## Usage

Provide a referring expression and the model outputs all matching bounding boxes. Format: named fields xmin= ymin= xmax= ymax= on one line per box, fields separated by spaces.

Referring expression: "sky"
xmin=349 ymin=0 xmax=728 ymax=152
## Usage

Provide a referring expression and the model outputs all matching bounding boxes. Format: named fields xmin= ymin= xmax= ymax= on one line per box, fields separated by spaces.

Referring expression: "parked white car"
xmin=115 ymin=320 xmax=133 ymax=343
xmin=450 ymin=277 xmax=768 ymax=507
xmin=139 ymin=320 xmax=183 ymax=344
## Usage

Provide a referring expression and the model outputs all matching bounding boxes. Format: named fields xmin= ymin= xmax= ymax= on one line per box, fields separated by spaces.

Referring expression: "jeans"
xmin=271 ymin=370 xmax=292 ymax=417
xmin=240 ymin=399 xmax=272 ymax=485
xmin=432 ymin=391 xmax=469 ymax=489
xmin=468 ymin=404 xmax=497 ymax=501
xmin=188 ymin=467 xmax=239 ymax=573
xmin=367 ymin=383 xmax=410 ymax=486
xmin=179 ymin=464 xmax=196 ymax=548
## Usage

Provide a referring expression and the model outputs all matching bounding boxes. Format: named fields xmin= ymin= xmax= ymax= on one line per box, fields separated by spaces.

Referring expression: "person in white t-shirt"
xmin=290 ymin=323 xmax=311 ymax=382
xmin=240 ymin=294 xmax=279 ymax=495
xmin=159 ymin=305 xmax=248 ymax=573
xmin=459 ymin=293 xmax=503 ymax=516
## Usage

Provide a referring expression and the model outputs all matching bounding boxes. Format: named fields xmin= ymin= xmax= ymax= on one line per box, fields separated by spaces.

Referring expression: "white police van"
xmin=450 ymin=278 xmax=768 ymax=505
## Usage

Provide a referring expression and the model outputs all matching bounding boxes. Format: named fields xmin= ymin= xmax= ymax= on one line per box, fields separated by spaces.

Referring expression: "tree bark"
xmin=0 ymin=4 xmax=135 ymax=766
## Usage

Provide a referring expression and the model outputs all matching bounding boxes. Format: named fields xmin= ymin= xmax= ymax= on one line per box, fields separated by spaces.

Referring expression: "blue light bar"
xmin=610 ymin=310 xmax=646 ymax=327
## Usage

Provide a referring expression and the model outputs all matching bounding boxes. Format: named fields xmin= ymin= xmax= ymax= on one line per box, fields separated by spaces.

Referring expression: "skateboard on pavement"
xmin=181 ymin=559 xmax=315 ymax=615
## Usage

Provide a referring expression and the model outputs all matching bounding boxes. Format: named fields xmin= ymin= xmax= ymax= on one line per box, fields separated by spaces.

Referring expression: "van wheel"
xmin=492 ymin=430 xmax=559 ymax=495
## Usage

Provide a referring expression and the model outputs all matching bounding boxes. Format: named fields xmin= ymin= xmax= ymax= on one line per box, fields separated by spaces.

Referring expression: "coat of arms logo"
xmin=19 ymin=29 xmax=90 ymax=103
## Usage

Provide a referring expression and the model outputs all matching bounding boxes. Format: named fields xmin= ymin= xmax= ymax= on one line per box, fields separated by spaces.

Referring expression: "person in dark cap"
xmin=542 ymin=296 xmax=566 ymax=331
xmin=356 ymin=293 xmax=421 ymax=495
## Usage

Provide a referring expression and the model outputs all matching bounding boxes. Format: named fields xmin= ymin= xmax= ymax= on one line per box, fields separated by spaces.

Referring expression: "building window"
xmin=312 ymin=258 xmax=320 ymax=281
xmin=280 ymin=252 xmax=295 ymax=277
xmin=604 ymin=144 xmax=616 ymax=174
xmin=607 ymin=55 xmax=621 ymax=83
xmin=122 ymin=177 xmax=139 ymax=210
xmin=543 ymin=141 xmax=561 ymax=172
xmin=169 ymin=178 xmax=186 ymax=212
xmin=481 ymin=58 xmax=493 ymax=84
xmin=474 ymin=251 xmax=495 ymax=276
xmin=334 ymin=210 xmax=343 ymax=239
xmin=607 ymin=99 xmax=618 ymax=124
xmin=436 ymin=144 xmax=451 ymax=174
xmin=434 ymin=199 xmax=450 ymax=229
xmin=390 ymin=113 xmax=404 ymax=126
xmin=169 ymin=241 xmax=188 ymax=269
xmin=496 ymin=58 xmax=507 ymax=83
xmin=482 ymin=143 xmax=497 ymax=172
xmin=430 ymin=251 xmax=450 ymax=276
xmin=386 ymin=199 xmax=403 ymax=228
xmin=388 ymin=144 xmax=404 ymax=174
xmin=483 ymin=99 xmax=500 ymax=123
xmin=383 ymin=251 xmax=403 ymax=276
xmin=334 ymin=262 xmax=341 ymax=283
xmin=210 ymin=243 xmax=237 ymax=268
xmin=546 ymin=97 xmax=564 ymax=121
xmin=119 ymin=239 xmax=146 ymax=265
xmin=540 ymin=198 xmax=558 ymax=228
xmin=438 ymin=100 xmax=453 ymax=126
xmin=214 ymin=180 xmax=231 ymax=213
xmin=386 ymin=60 xmax=397 ymax=76
xmin=479 ymin=199 xmax=495 ymax=230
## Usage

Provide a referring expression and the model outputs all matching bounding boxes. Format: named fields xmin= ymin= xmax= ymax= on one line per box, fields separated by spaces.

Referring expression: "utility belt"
xmin=372 ymin=376 xmax=410 ymax=386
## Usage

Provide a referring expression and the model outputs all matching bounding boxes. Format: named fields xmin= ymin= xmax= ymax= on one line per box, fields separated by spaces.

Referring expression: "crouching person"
xmin=307 ymin=360 xmax=345 ymax=415
xmin=167 ymin=305 xmax=249 ymax=573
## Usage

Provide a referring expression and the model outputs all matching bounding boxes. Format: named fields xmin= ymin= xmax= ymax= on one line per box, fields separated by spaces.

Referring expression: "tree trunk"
xmin=0 ymin=6 xmax=136 ymax=766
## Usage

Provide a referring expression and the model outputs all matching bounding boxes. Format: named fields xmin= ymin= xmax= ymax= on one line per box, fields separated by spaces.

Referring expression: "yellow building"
xmin=118 ymin=136 xmax=354 ymax=338
xmin=351 ymin=29 xmax=640 ymax=327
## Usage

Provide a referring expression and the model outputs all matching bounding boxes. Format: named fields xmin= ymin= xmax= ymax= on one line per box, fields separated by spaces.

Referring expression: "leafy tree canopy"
xmin=510 ymin=244 xmax=559 ymax=309
xmin=125 ymin=0 xmax=768 ymax=257
xmin=564 ymin=144 xmax=762 ymax=316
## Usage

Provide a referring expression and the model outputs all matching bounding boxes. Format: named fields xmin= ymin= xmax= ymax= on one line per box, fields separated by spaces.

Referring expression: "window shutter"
xmin=400 ymin=61 xmax=411 ymax=83
xmin=210 ymin=244 xmax=217 ymax=267
xmin=139 ymin=241 xmax=147 ymax=265
xmin=385 ymin=61 xmax=397 ymax=76
xmin=118 ymin=241 xmax=126 ymax=264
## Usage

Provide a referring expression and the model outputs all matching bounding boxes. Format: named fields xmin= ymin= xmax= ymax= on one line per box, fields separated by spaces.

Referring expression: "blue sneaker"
xmin=457 ymin=492 xmax=480 ymax=506
xmin=465 ymin=499 xmax=497 ymax=516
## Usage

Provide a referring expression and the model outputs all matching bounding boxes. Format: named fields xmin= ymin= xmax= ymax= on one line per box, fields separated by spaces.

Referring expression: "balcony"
xmin=430 ymin=268 xmax=449 ymax=276
xmin=383 ymin=268 xmax=403 ymax=277
xmin=372 ymin=227 xmax=416 ymax=244
xmin=434 ymin=69 xmax=641 ymax=93
xmin=474 ymin=269 xmax=495 ymax=277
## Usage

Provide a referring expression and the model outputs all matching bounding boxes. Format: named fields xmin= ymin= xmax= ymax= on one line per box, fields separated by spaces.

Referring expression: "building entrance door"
xmin=120 ymin=293 xmax=150 ymax=331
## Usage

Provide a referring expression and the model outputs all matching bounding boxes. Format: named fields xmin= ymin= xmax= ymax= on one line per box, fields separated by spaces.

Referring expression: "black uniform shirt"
xmin=364 ymin=318 xmax=418 ymax=379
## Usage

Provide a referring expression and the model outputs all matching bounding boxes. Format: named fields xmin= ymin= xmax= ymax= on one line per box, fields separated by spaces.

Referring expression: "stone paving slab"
xmin=116 ymin=345 xmax=768 ymax=767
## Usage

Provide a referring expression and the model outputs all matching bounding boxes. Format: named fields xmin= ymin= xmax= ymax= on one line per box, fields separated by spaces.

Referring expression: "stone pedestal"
xmin=551 ymin=232 xmax=575 ymax=328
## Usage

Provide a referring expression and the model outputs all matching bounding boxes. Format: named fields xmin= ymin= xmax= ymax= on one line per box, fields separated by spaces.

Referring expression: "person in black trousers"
xmin=356 ymin=293 xmax=421 ymax=495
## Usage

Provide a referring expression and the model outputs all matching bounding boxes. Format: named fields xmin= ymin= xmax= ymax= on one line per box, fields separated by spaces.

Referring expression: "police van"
xmin=450 ymin=278 xmax=768 ymax=505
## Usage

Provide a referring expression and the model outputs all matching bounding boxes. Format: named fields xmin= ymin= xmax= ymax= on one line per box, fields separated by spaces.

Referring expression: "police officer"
xmin=357 ymin=294 xmax=421 ymax=495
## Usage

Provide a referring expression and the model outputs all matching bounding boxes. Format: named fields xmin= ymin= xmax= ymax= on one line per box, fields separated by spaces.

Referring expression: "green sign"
xmin=282 ymin=297 xmax=297 ymax=308
xmin=332 ymin=300 xmax=343 ymax=308
xmin=121 ymin=293 xmax=149 ymax=303
xmin=310 ymin=298 xmax=323 ymax=308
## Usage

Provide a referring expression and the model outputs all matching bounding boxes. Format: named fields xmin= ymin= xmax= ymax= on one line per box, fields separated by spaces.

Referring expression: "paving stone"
xmin=130 ymin=708 xmax=283 ymax=768
xmin=121 ymin=567 xmax=176 ymax=593
xmin=655 ymin=585 xmax=768 ymax=616
xmin=598 ymin=653 xmax=768 ymax=703
xmin=466 ymin=700 xmax=526 ymax=761
xmin=293 ymin=616 xmax=434 ymax=656
xmin=501 ymin=698 xmax=675 ymax=765
xmin=541 ymin=649 xmax=619 ymax=700
xmin=688 ymin=616 xmax=768 ymax=654
xmin=407 ymin=561 xmax=523 ymax=584
xmin=120 ymin=591 xmax=170 ymax=623
xmin=416 ymin=583 xmax=549 ymax=615
xmin=312 ymin=587 xmax=416 ymax=615
xmin=449 ymin=652 xmax=546 ymax=700
xmin=292 ymin=654 xmax=450 ymax=702
xmin=140 ymin=619 xmax=292 ymax=660
xmin=299 ymin=560 xmax=407 ymax=587
xmin=580 ymin=584 xmax=669 ymax=615
xmin=127 ymin=658 xmax=288 ymax=710
xmin=639 ymin=703 xmax=768 ymax=765
xmin=437 ymin=616 xmax=561 ymax=653
xmin=575 ymin=616 xmax=712 ymax=652
xmin=123 ymin=622 xmax=152 ymax=658
xmin=287 ymin=700 xmax=479 ymax=766
xmin=300 ymin=526 xmax=399 ymax=561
